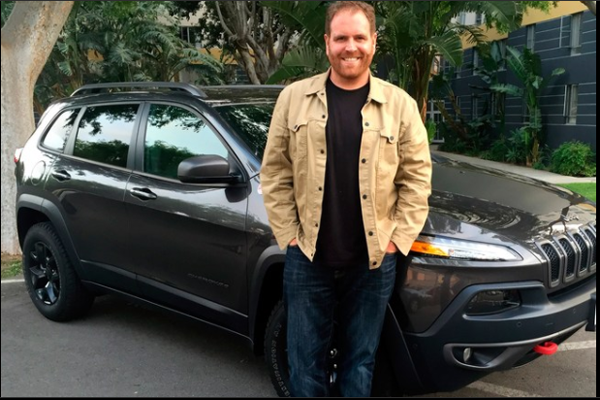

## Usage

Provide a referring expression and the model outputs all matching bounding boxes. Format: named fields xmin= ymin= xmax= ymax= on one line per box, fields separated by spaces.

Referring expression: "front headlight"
xmin=411 ymin=235 xmax=522 ymax=261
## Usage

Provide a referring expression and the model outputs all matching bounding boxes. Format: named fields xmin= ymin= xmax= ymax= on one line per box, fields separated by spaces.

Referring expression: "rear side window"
xmin=42 ymin=109 xmax=80 ymax=152
xmin=73 ymin=104 xmax=139 ymax=168
xmin=144 ymin=104 xmax=229 ymax=179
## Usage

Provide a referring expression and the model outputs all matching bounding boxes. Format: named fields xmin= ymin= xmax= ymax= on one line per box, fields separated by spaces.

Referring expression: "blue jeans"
xmin=284 ymin=246 xmax=397 ymax=397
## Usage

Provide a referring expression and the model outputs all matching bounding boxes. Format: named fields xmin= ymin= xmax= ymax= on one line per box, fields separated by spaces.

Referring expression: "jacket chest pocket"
xmin=289 ymin=121 xmax=309 ymax=160
xmin=378 ymin=129 xmax=400 ymax=166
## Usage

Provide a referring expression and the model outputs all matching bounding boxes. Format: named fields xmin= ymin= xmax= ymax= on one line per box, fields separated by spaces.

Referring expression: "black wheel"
xmin=263 ymin=301 xmax=344 ymax=397
xmin=264 ymin=301 xmax=291 ymax=397
xmin=22 ymin=222 xmax=94 ymax=322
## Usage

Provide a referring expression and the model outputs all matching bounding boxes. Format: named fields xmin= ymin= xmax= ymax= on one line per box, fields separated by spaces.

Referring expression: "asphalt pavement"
xmin=1 ymin=281 xmax=596 ymax=397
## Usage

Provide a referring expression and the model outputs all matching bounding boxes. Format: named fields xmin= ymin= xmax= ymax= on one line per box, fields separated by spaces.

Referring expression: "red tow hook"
xmin=534 ymin=342 xmax=559 ymax=355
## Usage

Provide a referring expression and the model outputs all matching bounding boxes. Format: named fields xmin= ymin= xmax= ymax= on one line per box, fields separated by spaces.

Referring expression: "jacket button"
xmin=369 ymin=232 xmax=374 ymax=237
xmin=322 ymin=115 xmax=326 ymax=119
xmin=315 ymin=223 xmax=319 ymax=228
xmin=372 ymin=262 xmax=378 ymax=266
xmin=390 ymin=136 xmax=395 ymax=141
xmin=365 ymin=122 xmax=370 ymax=127
xmin=362 ymin=159 xmax=367 ymax=164
xmin=321 ymin=150 xmax=325 ymax=155
xmin=318 ymin=187 xmax=323 ymax=191
xmin=294 ymin=125 xmax=298 ymax=130
xmin=363 ymin=195 xmax=368 ymax=200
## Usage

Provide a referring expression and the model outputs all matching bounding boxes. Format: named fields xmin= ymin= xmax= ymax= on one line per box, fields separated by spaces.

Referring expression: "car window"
xmin=41 ymin=109 xmax=81 ymax=152
xmin=144 ymin=104 xmax=229 ymax=179
xmin=216 ymin=104 xmax=275 ymax=160
xmin=73 ymin=104 xmax=139 ymax=168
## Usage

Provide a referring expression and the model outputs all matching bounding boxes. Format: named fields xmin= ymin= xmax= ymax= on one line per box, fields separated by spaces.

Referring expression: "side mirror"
xmin=178 ymin=155 xmax=242 ymax=184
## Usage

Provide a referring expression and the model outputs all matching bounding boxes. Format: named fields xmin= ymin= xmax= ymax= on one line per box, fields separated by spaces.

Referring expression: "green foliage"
xmin=559 ymin=183 xmax=596 ymax=203
xmin=1 ymin=260 xmax=22 ymax=280
xmin=35 ymin=1 xmax=224 ymax=114
xmin=551 ymin=142 xmax=596 ymax=177
xmin=425 ymin=120 xmax=437 ymax=145
xmin=491 ymin=1 xmax=556 ymax=33
xmin=1 ymin=1 xmax=15 ymax=28
xmin=491 ymin=46 xmax=564 ymax=166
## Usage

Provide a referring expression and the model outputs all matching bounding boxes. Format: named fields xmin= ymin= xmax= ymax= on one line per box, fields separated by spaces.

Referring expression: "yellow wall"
xmin=462 ymin=1 xmax=590 ymax=48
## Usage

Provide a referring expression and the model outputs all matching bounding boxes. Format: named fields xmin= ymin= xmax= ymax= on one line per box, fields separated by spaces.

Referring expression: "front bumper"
xmin=387 ymin=276 xmax=596 ymax=394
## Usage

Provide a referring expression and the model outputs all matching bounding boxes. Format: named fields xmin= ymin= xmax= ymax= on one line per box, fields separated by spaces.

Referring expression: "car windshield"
xmin=216 ymin=103 xmax=445 ymax=166
xmin=216 ymin=104 xmax=275 ymax=160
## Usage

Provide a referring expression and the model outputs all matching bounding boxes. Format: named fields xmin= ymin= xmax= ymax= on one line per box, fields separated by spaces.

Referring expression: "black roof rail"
xmin=200 ymin=85 xmax=286 ymax=90
xmin=71 ymin=82 xmax=207 ymax=98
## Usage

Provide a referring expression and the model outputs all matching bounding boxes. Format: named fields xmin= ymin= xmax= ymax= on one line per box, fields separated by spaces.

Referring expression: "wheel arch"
xmin=248 ymin=246 xmax=286 ymax=356
xmin=17 ymin=195 xmax=85 ymax=279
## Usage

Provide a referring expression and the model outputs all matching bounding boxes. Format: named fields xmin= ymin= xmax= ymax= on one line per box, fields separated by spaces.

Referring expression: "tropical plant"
xmin=375 ymin=1 xmax=556 ymax=121
xmin=491 ymin=46 xmax=565 ymax=166
xmin=471 ymin=41 xmax=509 ymax=135
xmin=35 ymin=1 xmax=223 ymax=113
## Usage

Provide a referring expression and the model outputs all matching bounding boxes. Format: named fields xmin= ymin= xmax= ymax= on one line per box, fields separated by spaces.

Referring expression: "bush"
xmin=551 ymin=141 xmax=596 ymax=177
xmin=425 ymin=120 xmax=437 ymax=145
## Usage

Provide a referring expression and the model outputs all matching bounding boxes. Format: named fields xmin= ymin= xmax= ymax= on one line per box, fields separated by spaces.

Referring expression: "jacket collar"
xmin=304 ymin=68 xmax=388 ymax=104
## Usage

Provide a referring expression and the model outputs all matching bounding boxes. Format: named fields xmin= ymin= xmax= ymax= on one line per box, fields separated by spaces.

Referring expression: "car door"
xmin=44 ymin=103 xmax=141 ymax=291
xmin=125 ymin=102 xmax=249 ymax=320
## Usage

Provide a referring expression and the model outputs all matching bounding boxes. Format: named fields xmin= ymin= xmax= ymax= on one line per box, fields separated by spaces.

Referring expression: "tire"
xmin=371 ymin=344 xmax=404 ymax=397
xmin=264 ymin=301 xmax=291 ymax=397
xmin=22 ymin=222 xmax=94 ymax=322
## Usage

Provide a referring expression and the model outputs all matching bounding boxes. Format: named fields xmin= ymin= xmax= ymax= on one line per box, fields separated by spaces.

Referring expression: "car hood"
xmin=427 ymin=155 xmax=597 ymax=244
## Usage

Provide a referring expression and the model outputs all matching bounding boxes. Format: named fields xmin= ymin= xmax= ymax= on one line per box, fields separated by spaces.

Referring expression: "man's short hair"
xmin=325 ymin=1 xmax=376 ymax=36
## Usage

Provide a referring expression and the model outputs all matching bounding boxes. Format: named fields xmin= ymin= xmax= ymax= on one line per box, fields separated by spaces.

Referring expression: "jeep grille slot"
xmin=541 ymin=243 xmax=561 ymax=283
xmin=583 ymin=228 xmax=596 ymax=268
xmin=573 ymin=233 xmax=590 ymax=273
xmin=559 ymin=239 xmax=577 ymax=278
xmin=538 ymin=224 xmax=596 ymax=289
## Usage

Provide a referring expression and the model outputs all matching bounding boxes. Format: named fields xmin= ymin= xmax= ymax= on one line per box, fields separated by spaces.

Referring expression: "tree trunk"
xmin=581 ymin=1 xmax=596 ymax=16
xmin=1 ymin=1 xmax=74 ymax=255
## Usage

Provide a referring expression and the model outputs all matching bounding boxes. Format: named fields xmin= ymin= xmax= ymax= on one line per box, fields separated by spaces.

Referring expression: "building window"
xmin=427 ymin=101 xmax=445 ymax=143
xmin=570 ymin=13 xmax=582 ymax=55
xmin=564 ymin=85 xmax=579 ymax=125
xmin=526 ymin=25 xmax=536 ymax=51
xmin=475 ymin=13 xmax=484 ymax=26
xmin=472 ymin=95 xmax=479 ymax=119
xmin=472 ymin=49 xmax=479 ymax=75
xmin=561 ymin=13 xmax=583 ymax=55
xmin=180 ymin=26 xmax=202 ymax=47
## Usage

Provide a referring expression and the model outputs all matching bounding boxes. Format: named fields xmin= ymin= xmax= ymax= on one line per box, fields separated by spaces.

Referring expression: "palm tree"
xmin=376 ymin=1 xmax=525 ymax=121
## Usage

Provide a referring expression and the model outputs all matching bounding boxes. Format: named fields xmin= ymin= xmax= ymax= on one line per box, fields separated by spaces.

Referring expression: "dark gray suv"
xmin=15 ymin=83 xmax=596 ymax=397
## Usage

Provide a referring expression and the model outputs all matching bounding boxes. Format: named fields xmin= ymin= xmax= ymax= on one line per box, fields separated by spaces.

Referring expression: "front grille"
xmin=537 ymin=224 xmax=596 ymax=289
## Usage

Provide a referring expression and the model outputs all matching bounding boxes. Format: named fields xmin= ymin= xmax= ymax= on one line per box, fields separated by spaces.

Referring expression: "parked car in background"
xmin=14 ymin=83 xmax=596 ymax=397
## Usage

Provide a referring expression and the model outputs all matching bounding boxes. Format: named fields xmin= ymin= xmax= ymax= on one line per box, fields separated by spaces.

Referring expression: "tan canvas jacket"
xmin=260 ymin=70 xmax=432 ymax=269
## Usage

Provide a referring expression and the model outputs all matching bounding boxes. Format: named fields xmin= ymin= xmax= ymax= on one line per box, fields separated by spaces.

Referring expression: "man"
xmin=260 ymin=1 xmax=432 ymax=397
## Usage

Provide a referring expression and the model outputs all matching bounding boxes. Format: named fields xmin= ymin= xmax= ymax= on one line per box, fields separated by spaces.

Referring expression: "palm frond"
xmin=425 ymin=30 xmax=463 ymax=67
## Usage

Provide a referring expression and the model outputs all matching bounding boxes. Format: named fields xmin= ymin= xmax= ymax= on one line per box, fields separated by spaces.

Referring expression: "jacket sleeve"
xmin=391 ymin=98 xmax=433 ymax=256
xmin=260 ymin=87 xmax=299 ymax=250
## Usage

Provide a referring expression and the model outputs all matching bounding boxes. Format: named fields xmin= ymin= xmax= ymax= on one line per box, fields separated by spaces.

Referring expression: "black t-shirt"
xmin=314 ymin=79 xmax=370 ymax=269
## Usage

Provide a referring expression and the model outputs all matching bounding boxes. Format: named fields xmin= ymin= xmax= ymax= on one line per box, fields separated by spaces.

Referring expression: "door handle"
xmin=51 ymin=170 xmax=71 ymax=182
xmin=130 ymin=188 xmax=158 ymax=201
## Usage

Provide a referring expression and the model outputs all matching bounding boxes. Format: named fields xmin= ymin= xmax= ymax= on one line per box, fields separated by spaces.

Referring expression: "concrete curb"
xmin=434 ymin=150 xmax=596 ymax=185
